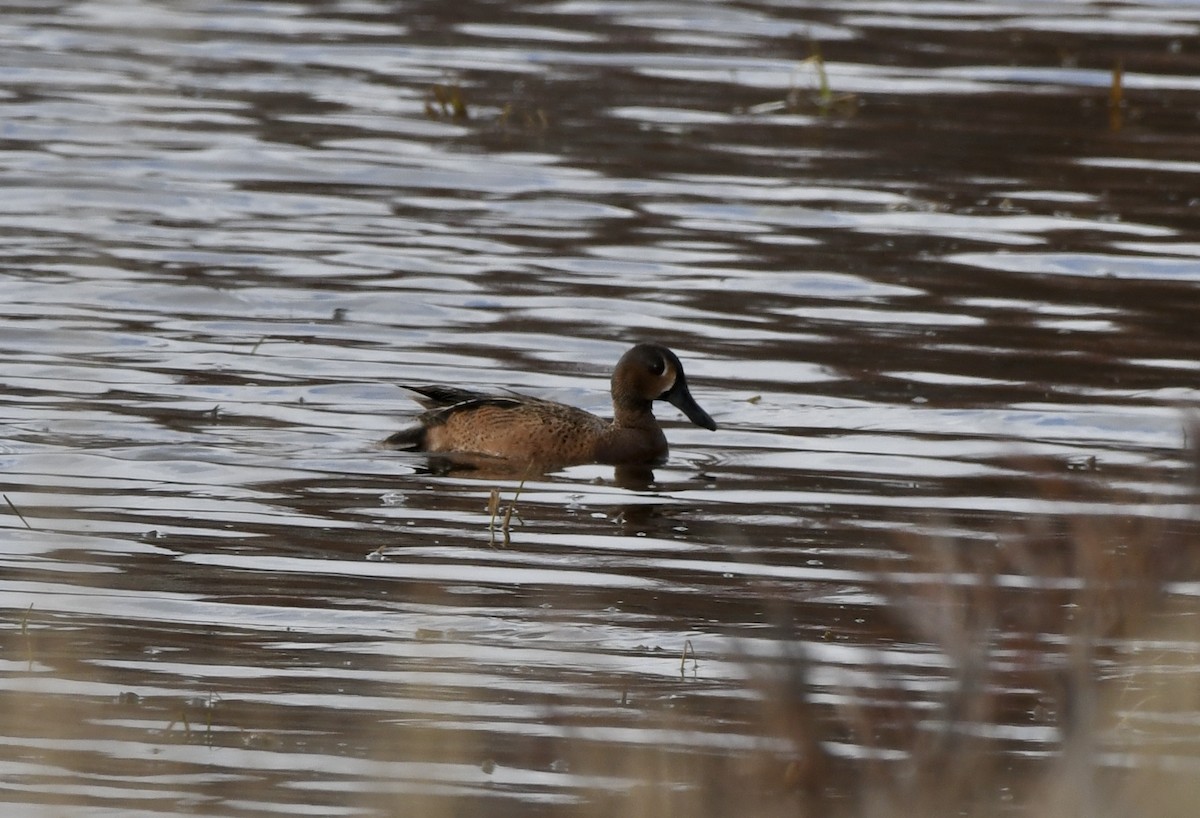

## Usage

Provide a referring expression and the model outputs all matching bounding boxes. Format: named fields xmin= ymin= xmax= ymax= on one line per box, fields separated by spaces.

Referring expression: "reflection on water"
xmin=3 ymin=0 xmax=1200 ymax=815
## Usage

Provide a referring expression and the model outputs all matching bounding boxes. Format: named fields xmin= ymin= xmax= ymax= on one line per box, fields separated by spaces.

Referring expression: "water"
xmin=3 ymin=1 xmax=1200 ymax=815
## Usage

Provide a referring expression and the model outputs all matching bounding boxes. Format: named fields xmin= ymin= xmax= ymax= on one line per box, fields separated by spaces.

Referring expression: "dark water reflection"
xmin=3 ymin=0 xmax=1200 ymax=815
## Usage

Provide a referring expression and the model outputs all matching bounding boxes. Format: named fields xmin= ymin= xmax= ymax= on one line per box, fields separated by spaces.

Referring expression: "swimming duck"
xmin=383 ymin=343 xmax=717 ymax=467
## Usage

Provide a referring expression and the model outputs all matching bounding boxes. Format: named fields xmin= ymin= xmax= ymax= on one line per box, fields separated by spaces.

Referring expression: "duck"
xmin=383 ymin=343 xmax=717 ymax=467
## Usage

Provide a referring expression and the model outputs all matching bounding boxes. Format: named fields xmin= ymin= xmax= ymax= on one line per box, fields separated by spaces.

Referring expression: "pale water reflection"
xmin=2 ymin=0 xmax=1200 ymax=815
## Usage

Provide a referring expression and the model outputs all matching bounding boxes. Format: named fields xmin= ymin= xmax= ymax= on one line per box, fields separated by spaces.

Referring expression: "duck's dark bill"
xmin=665 ymin=379 xmax=718 ymax=430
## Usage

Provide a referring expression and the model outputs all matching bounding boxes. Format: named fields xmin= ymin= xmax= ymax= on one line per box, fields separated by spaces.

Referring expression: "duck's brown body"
xmin=383 ymin=344 xmax=716 ymax=468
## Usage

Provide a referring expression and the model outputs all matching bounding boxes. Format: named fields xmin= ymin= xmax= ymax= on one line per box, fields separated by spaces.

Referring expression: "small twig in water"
xmin=1109 ymin=58 xmax=1124 ymax=131
xmin=502 ymin=479 xmax=526 ymax=547
xmin=206 ymin=691 xmax=218 ymax=745
xmin=4 ymin=494 xmax=32 ymax=530
xmin=681 ymin=639 xmax=698 ymax=676
xmin=166 ymin=710 xmax=193 ymax=741
xmin=425 ymin=83 xmax=469 ymax=120
xmin=487 ymin=489 xmax=502 ymax=547
xmin=20 ymin=603 xmax=33 ymax=669
xmin=746 ymin=42 xmax=855 ymax=117
xmin=488 ymin=479 xmax=527 ymax=547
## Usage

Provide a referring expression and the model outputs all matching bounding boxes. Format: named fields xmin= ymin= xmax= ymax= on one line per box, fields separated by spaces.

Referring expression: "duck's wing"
xmin=421 ymin=396 xmax=527 ymax=426
xmin=403 ymin=384 xmax=494 ymax=409
xmin=387 ymin=385 xmax=578 ymax=453
xmin=384 ymin=386 xmax=513 ymax=450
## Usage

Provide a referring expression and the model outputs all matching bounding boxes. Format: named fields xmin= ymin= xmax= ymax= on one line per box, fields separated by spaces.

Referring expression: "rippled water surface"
xmin=4 ymin=1 xmax=1200 ymax=815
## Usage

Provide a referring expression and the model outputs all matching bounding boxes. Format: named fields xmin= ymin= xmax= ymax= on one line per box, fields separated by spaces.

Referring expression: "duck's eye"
xmin=647 ymin=354 xmax=665 ymax=376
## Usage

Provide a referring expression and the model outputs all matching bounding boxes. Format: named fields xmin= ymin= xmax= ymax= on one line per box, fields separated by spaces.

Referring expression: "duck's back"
xmin=384 ymin=388 xmax=620 ymax=465
xmin=429 ymin=398 xmax=609 ymax=464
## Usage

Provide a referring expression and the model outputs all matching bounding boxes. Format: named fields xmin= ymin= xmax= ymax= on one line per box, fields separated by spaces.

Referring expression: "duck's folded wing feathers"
xmin=402 ymin=384 xmax=495 ymax=409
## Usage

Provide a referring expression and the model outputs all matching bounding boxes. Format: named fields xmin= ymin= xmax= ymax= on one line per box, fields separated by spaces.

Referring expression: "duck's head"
xmin=612 ymin=343 xmax=717 ymax=430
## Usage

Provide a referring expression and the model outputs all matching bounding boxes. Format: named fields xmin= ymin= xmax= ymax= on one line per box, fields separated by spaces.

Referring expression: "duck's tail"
xmin=380 ymin=425 xmax=426 ymax=450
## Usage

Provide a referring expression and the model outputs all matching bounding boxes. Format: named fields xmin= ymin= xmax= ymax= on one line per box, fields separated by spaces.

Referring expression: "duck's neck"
xmin=612 ymin=397 xmax=658 ymax=429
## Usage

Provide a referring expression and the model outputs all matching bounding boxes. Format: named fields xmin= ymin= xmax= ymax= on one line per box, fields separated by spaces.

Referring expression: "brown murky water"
xmin=3 ymin=1 xmax=1200 ymax=815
